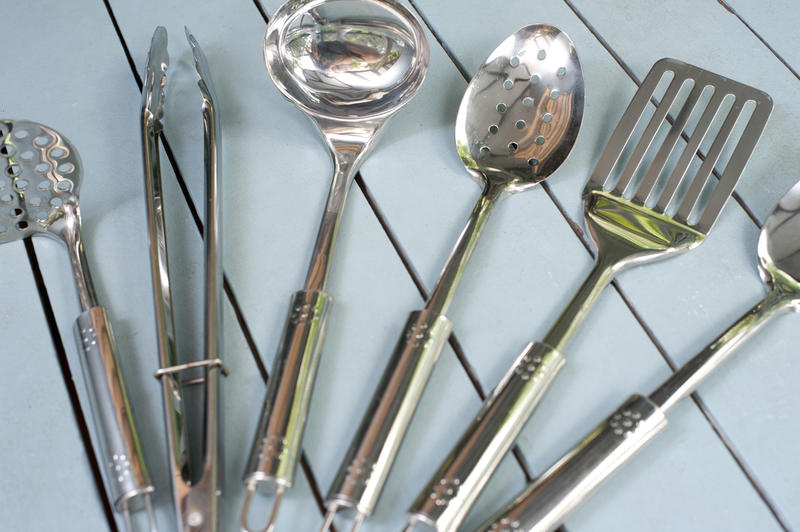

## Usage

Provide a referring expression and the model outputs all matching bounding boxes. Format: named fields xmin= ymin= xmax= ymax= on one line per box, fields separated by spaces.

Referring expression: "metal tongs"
xmin=140 ymin=26 xmax=225 ymax=532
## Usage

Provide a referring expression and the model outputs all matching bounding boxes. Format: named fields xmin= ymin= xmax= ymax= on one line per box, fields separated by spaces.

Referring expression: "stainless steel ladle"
xmin=241 ymin=1 xmax=429 ymax=530
xmin=323 ymin=25 xmax=584 ymax=532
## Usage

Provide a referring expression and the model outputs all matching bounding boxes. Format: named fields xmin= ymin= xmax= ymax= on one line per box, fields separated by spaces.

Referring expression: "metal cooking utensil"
xmin=325 ymin=25 xmax=584 ymax=531
xmin=0 ymin=119 xmax=156 ymax=530
xmin=141 ymin=26 xmax=224 ymax=532
xmin=240 ymin=1 xmax=429 ymax=530
xmin=479 ymin=175 xmax=800 ymax=532
xmin=406 ymin=58 xmax=772 ymax=532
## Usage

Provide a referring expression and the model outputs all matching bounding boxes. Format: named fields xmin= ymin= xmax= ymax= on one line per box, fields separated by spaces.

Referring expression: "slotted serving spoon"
xmin=0 ymin=120 xmax=155 ymax=530
xmin=241 ymin=1 xmax=429 ymax=530
xmin=406 ymin=58 xmax=772 ymax=532
xmin=480 ymin=172 xmax=800 ymax=532
xmin=323 ymin=25 xmax=584 ymax=531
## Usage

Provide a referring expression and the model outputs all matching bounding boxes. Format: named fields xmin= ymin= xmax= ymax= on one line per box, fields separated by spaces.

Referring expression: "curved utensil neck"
xmin=53 ymin=197 xmax=98 ymax=311
xmin=303 ymin=116 xmax=386 ymax=292
xmin=542 ymin=189 xmax=707 ymax=353
xmin=540 ymin=247 xmax=620 ymax=353
xmin=424 ymin=182 xmax=504 ymax=317
xmin=649 ymin=281 xmax=798 ymax=412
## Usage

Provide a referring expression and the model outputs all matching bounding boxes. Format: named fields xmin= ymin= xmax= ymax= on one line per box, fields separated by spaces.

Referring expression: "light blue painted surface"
xmin=0 ymin=0 xmax=798 ymax=531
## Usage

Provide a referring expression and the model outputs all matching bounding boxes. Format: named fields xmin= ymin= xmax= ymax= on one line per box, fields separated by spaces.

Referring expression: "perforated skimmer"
xmin=0 ymin=119 xmax=155 ymax=530
xmin=323 ymin=25 xmax=584 ymax=532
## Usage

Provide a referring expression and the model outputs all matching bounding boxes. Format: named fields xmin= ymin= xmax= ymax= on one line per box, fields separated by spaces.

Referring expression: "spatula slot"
xmin=588 ymin=66 xmax=675 ymax=190
xmin=610 ymin=74 xmax=693 ymax=196
xmin=639 ymin=86 xmax=723 ymax=210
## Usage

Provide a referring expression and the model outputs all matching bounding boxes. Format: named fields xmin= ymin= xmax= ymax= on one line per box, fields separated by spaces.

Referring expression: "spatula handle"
xmin=244 ymin=289 xmax=333 ymax=490
xmin=478 ymin=394 xmax=667 ymax=532
xmin=325 ymin=309 xmax=452 ymax=517
xmin=74 ymin=306 xmax=153 ymax=511
xmin=407 ymin=342 xmax=563 ymax=531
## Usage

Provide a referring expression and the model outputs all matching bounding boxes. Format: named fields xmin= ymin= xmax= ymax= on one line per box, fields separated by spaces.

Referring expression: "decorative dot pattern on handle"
xmin=258 ymin=434 xmax=289 ymax=462
xmin=427 ymin=476 xmax=462 ymax=508
xmin=108 ymin=453 xmax=133 ymax=486
xmin=609 ymin=407 xmax=644 ymax=436
xmin=343 ymin=456 xmax=376 ymax=488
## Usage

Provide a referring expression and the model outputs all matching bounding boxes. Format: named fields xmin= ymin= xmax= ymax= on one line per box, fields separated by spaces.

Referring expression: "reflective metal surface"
xmin=324 ymin=25 xmax=584 ymax=531
xmin=456 ymin=25 xmax=583 ymax=193
xmin=407 ymin=58 xmax=773 ymax=532
xmin=140 ymin=26 xmax=224 ymax=532
xmin=242 ymin=1 xmax=429 ymax=531
xmin=479 ymin=156 xmax=800 ymax=532
xmin=0 ymin=119 xmax=155 ymax=529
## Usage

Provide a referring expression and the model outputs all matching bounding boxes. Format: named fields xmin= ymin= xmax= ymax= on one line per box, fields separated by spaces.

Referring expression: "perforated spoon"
xmin=0 ymin=120 xmax=155 ymax=530
xmin=240 ymin=1 xmax=429 ymax=530
xmin=479 ymin=174 xmax=799 ymax=532
xmin=322 ymin=25 xmax=583 ymax=531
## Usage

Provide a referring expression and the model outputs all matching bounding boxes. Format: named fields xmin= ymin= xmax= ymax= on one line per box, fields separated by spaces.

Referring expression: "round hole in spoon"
xmin=0 ymin=120 xmax=83 ymax=245
xmin=265 ymin=0 xmax=429 ymax=120
xmin=455 ymin=24 xmax=584 ymax=193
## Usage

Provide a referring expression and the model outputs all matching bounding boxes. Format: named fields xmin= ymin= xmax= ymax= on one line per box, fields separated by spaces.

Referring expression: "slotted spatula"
xmin=406 ymin=58 xmax=772 ymax=532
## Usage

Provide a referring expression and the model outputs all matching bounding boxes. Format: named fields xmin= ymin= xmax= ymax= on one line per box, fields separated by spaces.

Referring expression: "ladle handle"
xmin=74 ymin=306 xmax=153 ymax=511
xmin=477 ymin=394 xmax=667 ymax=532
xmin=244 ymin=290 xmax=333 ymax=489
xmin=325 ymin=309 xmax=452 ymax=517
xmin=407 ymin=342 xmax=564 ymax=531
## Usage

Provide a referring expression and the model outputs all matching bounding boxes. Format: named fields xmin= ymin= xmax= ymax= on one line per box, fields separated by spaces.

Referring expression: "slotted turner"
xmin=406 ymin=58 xmax=772 ymax=532
xmin=0 ymin=120 xmax=155 ymax=530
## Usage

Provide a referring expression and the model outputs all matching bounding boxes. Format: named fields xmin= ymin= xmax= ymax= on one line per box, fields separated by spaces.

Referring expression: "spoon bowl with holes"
xmin=0 ymin=119 xmax=156 ymax=527
xmin=320 ymin=24 xmax=584 ymax=532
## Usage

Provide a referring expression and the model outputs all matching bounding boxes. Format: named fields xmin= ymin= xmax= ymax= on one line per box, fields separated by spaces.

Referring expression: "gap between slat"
xmin=716 ymin=0 xmax=800 ymax=81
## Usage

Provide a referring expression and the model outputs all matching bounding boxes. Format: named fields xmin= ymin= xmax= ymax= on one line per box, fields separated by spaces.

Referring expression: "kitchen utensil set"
xmin=4 ymin=0 xmax=793 ymax=530
xmin=405 ymin=57 xmax=773 ymax=532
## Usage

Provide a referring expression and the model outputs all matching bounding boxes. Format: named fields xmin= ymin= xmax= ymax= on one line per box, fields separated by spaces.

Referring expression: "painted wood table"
xmin=1 ymin=0 xmax=798 ymax=530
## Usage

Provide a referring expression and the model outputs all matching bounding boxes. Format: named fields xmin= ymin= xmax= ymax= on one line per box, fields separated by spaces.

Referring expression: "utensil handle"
xmin=325 ymin=309 xmax=453 ymax=516
xmin=407 ymin=342 xmax=563 ymax=531
xmin=478 ymin=394 xmax=667 ymax=532
xmin=244 ymin=290 xmax=333 ymax=489
xmin=74 ymin=306 xmax=153 ymax=512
